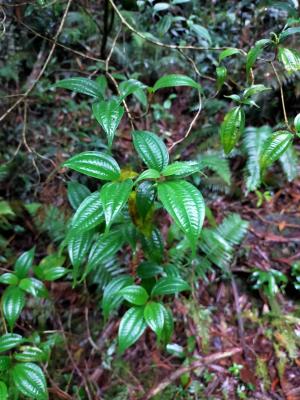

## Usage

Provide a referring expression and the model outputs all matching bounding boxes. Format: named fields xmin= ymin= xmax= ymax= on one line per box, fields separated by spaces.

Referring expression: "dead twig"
xmin=144 ymin=347 xmax=242 ymax=399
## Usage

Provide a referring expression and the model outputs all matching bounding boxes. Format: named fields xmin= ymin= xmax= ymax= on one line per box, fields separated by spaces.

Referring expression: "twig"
xmin=110 ymin=0 xmax=229 ymax=52
xmin=18 ymin=20 xmax=105 ymax=65
xmin=271 ymin=61 xmax=290 ymax=129
xmin=0 ymin=0 xmax=73 ymax=122
xmin=144 ymin=347 xmax=242 ymax=399
xmin=84 ymin=306 xmax=102 ymax=352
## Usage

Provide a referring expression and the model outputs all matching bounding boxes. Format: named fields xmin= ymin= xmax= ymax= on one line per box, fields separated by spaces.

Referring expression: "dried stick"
xmin=0 ymin=0 xmax=73 ymax=122
xmin=144 ymin=347 xmax=242 ymax=399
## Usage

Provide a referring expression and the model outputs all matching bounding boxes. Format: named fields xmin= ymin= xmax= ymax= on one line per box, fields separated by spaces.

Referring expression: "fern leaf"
xmin=198 ymin=152 xmax=231 ymax=185
xmin=243 ymin=126 xmax=271 ymax=192
xmin=279 ymin=144 xmax=299 ymax=182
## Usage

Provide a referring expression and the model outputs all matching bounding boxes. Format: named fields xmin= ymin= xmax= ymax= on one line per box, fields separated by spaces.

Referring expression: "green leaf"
xmin=216 ymin=65 xmax=227 ymax=90
xmin=118 ymin=307 xmax=146 ymax=353
xmin=34 ymin=254 xmax=67 ymax=282
xmin=0 ymin=333 xmax=23 ymax=353
xmin=135 ymin=169 xmax=161 ymax=183
xmin=246 ymin=39 xmax=272 ymax=79
xmin=12 ymin=362 xmax=48 ymax=400
xmin=69 ymin=191 xmax=104 ymax=233
xmin=2 ymin=286 xmax=25 ymax=330
xmin=260 ymin=131 xmax=293 ymax=170
xmin=294 ymin=113 xmax=300 ymax=133
xmin=0 ymin=381 xmax=7 ymax=400
xmin=119 ymin=79 xmax=147 ymax=100
xmin=144 ymin=301 xmax=165 ymax=336
xmin=68 ymin=230 xmax=93 ymax=283
xmin=102 ymin=275 xmax=134 ymax=319
xmin=152 ymin=74 xmax=201 ymax=92
xmin=243 ymin=84 xmax=270 ymax=98
xmin=219 ymin=48 xmax=242 ymax=62
xmin=279 ymin=27 xmax=300 ymax=42
xmin=162 ymin=161 xmax=200 ymax=177
xmin=120 ymin=285 xmax=149 ymax=305
xmin=100 ymin=179 xmax=133 ymax=230
xmin=151 ymin=277 xmax=190 ymax=296
xmin=54 ymin=77 xmax=103 ymax=98
xmin=157 ymin=180 xmax=205 ymax=251
xmin=278 ymin=47 xmax=300 ymax=72
xmin=14 ymin=346 xmax=45 ymax=362
xmin=132 ymin=130 xmax=169 ymax=171
xmin=63 ymin=151 xmax=120 ymax=181
xmin=67 ymin=181 xmax=91 ymax=210
xmin=85 ymin=230 xmax=124 ymax=277
xmin=92 ymin=100 xmax=124 ymax=148
xmin=0 ymin=356 xmax=10 ymax=371
xmin=220 ymin=106 xmax=245 ymax=154
xmin=19 ymin=278 xmax=48 ymax=298
xmin=141 ymin=228 xmax=164 ymax=263
xmin=137 ymin=261 xmax=164 ymax=279
xmin=0 ymin=272 xmax=18 ymax=285
xmin=189 ymin=23 xmax=211 ymax=44
xmin=136 ymin=181 xmax=155 ymax=220
xmin=161 ymin=306 xmax=174 ymax=344
xmin=14 ymin=248 xmax=35 ymax=279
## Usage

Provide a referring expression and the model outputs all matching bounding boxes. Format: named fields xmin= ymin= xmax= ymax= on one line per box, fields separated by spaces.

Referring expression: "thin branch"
xmin=18 ymin=20 xmax=105 ymax=64
xmin=271 ymin=61 xmax=290 ymax=129
xmin=0 ymin=0 xmax=73 ymax=122
xmin=144 ymin=347 xmax=242 ymax=399
xmin=110 ymin=0 xmax=229 ymax=52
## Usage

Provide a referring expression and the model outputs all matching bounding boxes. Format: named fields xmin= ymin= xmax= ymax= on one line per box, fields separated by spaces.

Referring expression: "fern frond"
xmin=199 ymin=213 xmax=248 ymax=271
xmin=279 ymin=144 xmax=299 ymax=182
xmin=199 ymin=152 xmax=231 ymax=185
xmin=90 ymin=256 xmax=128 ymax=289
xmin=243 ymin=126 xmax=271 ymax=192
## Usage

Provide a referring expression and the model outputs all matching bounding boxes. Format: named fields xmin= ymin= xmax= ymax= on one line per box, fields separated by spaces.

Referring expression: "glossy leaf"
xmin=92 ymin=100 xmax=124 ymax=147
xmin=132 ymin=130 xmax=169 ymax=171
xmin=279 ymin=27 xmax=300 ymax=41
xmin=220 ymin=106 xmax=245 ymax=154
xmin=12 ymin=362 xmax=48 ymax=400
xmin=119 ymin=79 xmax=147 ymax=100
xmin=100 ymin=179 xmax=133 ymax=230
xmin=137 ymin=261 xmax=164 ymax=279
xmin=157 ymin=180 xmax=205 ymax=251
xmin=278 ymin=47 xmax=300 ymax=72
xmin=135 ymin=169 xmax=161 ymax=183
xmin=141 ymin=228 xmax=164 ymax=263
xmin=0 ymin=356 xmax=10 ymax=371
xmin=68 ymin=230 xmax=93 ymax=283
xmin=151 ymin=277 xmax=190 ymax=296
xmin=219 ymin=48 xmax=241 ymax=62
xmin=70 ymin=191 xmax=104 ymax=233
xmin=54 ymin=77 xmax=102 ymax=98
xmin=162 ymin=161 xmax=200 ymax=177
xmin=0 ymin=334 xmax=23 ymax=353
xmin=67 ymin=181 xmax=91 ymax=210
xmin=2 ymin=286 xmax=25 ymax=330
xmin=34 ymin=254 xmax=67 ymax=282
xmin=118 ymin=307 xmax=146 ymax=353
xmin=63 ymin=151 xmax=120 ymax=181
xmin=246 ymin=39 xmax=271 ymax=79
xmin=243 ymin=84 xmax=270 ymax=98
xmin=136 ymin=181 xmax=155 ymax=220
xmin=189 ymin=23 xmax=211 ymax=44
xmin=14 ymin=248 xmax=35 ymax=279
xmin=14 ymin=346 xmax=45 ymax=362
xmin=152 ymin=74 xmax=201 ymax=92
xmin=161 ymin=306 xmax=174 ymax=344
xmin=144 ymin=302 xmax=165 ymax=336
xmin=216 ymin=65 xmax=227 ymax=90
xmin=102 ymin=275 xmax=134 ymax=319
xmin=119 ymin=285 xmax=149 ymax=305
xmin=85 ymin=230 xmax=124 ymax=277
xmin=260 ymin=131 xmax=293 ymax=170
xmin=0 ymin=272 xmax=18 ymax=285
xmin=19 ymin=278 xmax=48 ymax=298
xmin=0 ymin=381 xmax=7 ymax=400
